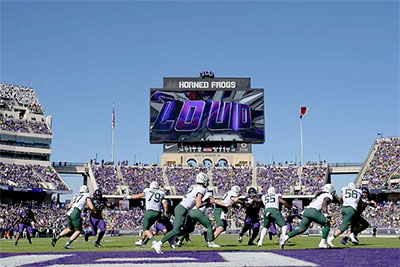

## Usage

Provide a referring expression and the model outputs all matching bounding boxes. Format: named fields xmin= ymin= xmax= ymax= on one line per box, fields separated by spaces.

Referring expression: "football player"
xmin=280 ymin=184 xmax=336 ymax=249
xmin=340 ymin=186 xmax=377 ymax=245
xmin=127 ymin=181 xmax=167 ymax=247
xmin=13 ymin=205 xmax=37 ymax=247
xmin=212 ymin=185 xmax=242 ymax=242
xmin=152 ymin=172 xmax=209 ymax=253
xmin=327 ymin=182 xmax=362 ymax=247
xmin=177 ymin=191 xmax=218 ymax=247
xmin=84 ymin=189 xmax=115 ymax=247
xmin=238 ymin=187 xmax=262 ymax=245
xmin=52 ymin=185 xmax=95 ymax=249
xmin=257 ymin=187 xmax=291 ymax=246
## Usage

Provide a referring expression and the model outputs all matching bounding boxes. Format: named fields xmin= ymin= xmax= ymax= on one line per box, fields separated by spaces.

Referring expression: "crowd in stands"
xmin=165 ymin=167 xmax=208 ymax=195
xmin=92 ymin=165 xmax=121 ymax=195
xmin=212 ymin=167 xmax=253 ymax=195
xmin=257 ymin=166 xmax=298 ymax=195
xmin=301 ymin=164 xmax=328 ymax=195
xmin=0 ymin=83 xmax=43 ymax=114
xmin=362 ymin=137 xmax=400 ymax=190
xmin=120 ymin=166 xmax=164 ymax=194
xmin=0 ymin=162 xmax=69 ymax=191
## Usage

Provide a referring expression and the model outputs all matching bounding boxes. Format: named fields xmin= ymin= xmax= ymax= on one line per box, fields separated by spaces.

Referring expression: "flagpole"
xmin=111 ymin=103 xmax=115 ymax=163
xmin=300 ymin=116 xmax=303 ymax=167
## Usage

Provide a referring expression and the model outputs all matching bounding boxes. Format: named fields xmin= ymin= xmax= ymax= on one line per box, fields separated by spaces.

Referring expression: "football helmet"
xmin=150 ymin=181 xmax=159 ymax=189
xmin=80 ymin=185 xmax=89 ymax=193
xmin=248 ymin=187 xmax=257 ymax=197
xmin=231 ymin=185 xmax=241 ymax=196
xmin=93 ymin=189 xmax=102 ymax=199
xmin=322 ymin=184 xmax=335 ymax=194
xmin=196 ymin=172 xmax=209 ymax=186
xmin=267 ymin=187 xmax=276 ymax=195
xmin=348 ymin=182 xmax=356 ymax=189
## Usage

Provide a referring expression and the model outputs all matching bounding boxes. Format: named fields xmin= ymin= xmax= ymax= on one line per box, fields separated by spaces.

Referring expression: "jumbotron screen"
xmin=150 ymin=89 xmax=264 ymax=143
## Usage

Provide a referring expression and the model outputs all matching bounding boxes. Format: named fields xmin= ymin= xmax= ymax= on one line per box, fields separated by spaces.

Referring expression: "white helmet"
xmin=79 ymin=185 xmax=89 ymax=193
xmin=231 ymin=185 xmax=241 ymax=196
xmin=348 ymin=182 xmax=355 ymax=189
xmin=323 ymin=184 xmax=335 ymax=194
xmin=267 ymin=187 xmax=276 ymax=194
xmin=150 ymin=181 xmax=159 ymax=189
xmin=196 ymin=172 xmax=209 ymax=186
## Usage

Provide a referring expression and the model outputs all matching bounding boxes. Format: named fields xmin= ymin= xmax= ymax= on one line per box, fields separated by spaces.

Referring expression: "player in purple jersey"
xmin=13 ymin=205 xmax=38 ymax=247
xmin=84 ymin=189 xmax=114 ymax=247
xmin=238 ymin=187 xmax=262 ymax=245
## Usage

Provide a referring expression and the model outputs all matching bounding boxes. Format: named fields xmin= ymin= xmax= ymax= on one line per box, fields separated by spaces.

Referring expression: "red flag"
xmin=300 ymin=106 xmax=309 ymax=119
xmin=112 ymin=105 xmax=115 ymax=129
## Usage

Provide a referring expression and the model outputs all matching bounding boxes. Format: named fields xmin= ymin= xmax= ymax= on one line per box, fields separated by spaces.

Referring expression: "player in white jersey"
xmin=327 ymin=182 xmax=362 ymax=247
xmin=152 ymin=172 xmax=209 ymax=253
xmin=280 ymin=184 xmax=336 ymax=249
xmin=257 ymin=187 xmax=291 ymax=246
xmin=126 ymin=181 xmax=167 ymax=246
xmin=52 ymin=185 xmax=95 ymax=249
xmin=177 ymin=191 xmax=219 ymax=247
xmin=212 ymin=185 xmax=241 ymax=242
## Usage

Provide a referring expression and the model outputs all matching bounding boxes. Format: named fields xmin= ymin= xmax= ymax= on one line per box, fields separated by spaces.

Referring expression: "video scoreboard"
xmin=150 ymin=76 xmax=265 ymax=147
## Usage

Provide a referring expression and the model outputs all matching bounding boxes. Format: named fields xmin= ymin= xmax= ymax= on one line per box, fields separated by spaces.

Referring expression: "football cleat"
xmin=134 ymin=240 xmax=143 ymax=246
xmin=279 ymin=234 xmax=289 ymax=250
xmin=327 ymin=236 xmax=335 ymax=247
xmin=248 ymin=241 xmax=256 ymax=246
xmin=51 ymin=238 xmax=57 ymax=247
xmin=95 ymin=242 xmax=102 ymax=248
xmin=14 ymin=241 xmax=18 ymax=247
xmin=84 ymin=234 xmax=89 ymax=242
xmin=28 ymin=239 xmax=32 ymax=245
xmin=318 ymin=239 xmax=327 ymax=249
xmin=268 ymin=232 xmax=273 ymax=241
xmin=152 ymin=241 xmax=163 ymax=254
xmin=349 ymin=233 xmax=359 ymax=245
xmin=170 ymin=244 xmax=176 ymax=250
xmin=341 ymin=238 xmax=349 ymax=246
xmin=176 ymin=240 xmax=183 ymax=247
xmin=202 ymin=231 xmax=208 ymax=242
xmin=207 ymin=242 xmax=221 ymax=248
xmin=238 ymin=235 xmax=243 ymax=243
xmin=64 ymin=243 xmax=72 ymax=249
xmin=257 ymin=240 xmax=263 ymax=247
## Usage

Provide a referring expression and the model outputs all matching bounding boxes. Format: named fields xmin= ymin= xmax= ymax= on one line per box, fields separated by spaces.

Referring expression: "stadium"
xmin=1 ymin=2 xmax=399 ymax=267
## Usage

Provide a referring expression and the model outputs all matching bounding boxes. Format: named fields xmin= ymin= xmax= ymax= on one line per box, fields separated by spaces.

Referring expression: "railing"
xmin=52 ymin=162 xmax=87 ymax=167
xmin=328 ymin=162 xmax=363 ymax=167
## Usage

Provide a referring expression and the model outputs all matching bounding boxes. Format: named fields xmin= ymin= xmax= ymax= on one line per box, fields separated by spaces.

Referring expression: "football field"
xmin=1 ymin=235 xmax=399 ymax=266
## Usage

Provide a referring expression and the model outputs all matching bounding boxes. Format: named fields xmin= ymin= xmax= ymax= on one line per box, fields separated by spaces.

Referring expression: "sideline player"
xmin=238 ymin=187 xmax=262 ymax=245
xmin=211 ymin=185 xmax=242 ymax=243
xmin=280 ymin=184 xmax=336 ymax=249
xmin=13 ymin=205 xmax=38 ymax=246
xmin=84 ymin=189 xmax=115 ymax=247
xmin=257 ymin=187 xmax=291 ymax=246
xmin=327 ymin=182 xmax=362 ymax=246
xmin=152 ymin=173 xmax=209 ymax=253
xmin=127 ymin=181 xmax=167 ymax=247
xmin=52 ymin=185 xmax=95 ymax=249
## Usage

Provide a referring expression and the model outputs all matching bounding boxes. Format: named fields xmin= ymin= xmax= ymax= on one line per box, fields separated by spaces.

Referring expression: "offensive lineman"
xmin=52 ymin=185 xmax=95 ymax=249
xmin=152 ymin=173 xmax=209 ymax=253
xmin=257 ymin=187 xmax=291 ymax=246
xmin=327 ymin=182 xmax=362 ymax=246
xmin=280 ymin=184 xmax=336 ymax=249
xmin=126 ymin=181 xmax=167 ymax=247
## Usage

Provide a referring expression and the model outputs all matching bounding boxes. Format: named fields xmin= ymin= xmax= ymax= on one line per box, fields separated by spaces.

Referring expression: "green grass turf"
xmin=1 ymin=235 xmax=399 ymax=253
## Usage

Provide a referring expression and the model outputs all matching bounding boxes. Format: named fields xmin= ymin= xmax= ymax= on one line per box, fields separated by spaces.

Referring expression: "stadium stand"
xmin=165 ymin=166 xmax=208 ymax=195
xmin=212 ymin=167 xmax=253 ymax=195
xmin=256 ymin=165 xmax=299 ymax=195
xmin=0 ymin=83 xmax=44 ymax=115
xmin=360 ymin=137 xmax=400 ymax=190
xmin=120 ymin=166 xmax=164 ymax=194
xmin=91 ymin=165 xmax=122 ymax=195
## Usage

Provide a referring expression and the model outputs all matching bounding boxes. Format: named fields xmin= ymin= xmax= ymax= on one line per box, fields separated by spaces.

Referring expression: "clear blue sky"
xmin=1 ymin=1 xmax=399 ymax=197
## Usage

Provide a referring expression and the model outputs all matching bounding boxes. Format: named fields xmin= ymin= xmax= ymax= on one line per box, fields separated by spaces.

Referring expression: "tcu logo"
xmin=200 ymin=70 xmax=215 ymax=78
xmin=153 ymin=100 xmax=251 ymax=132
